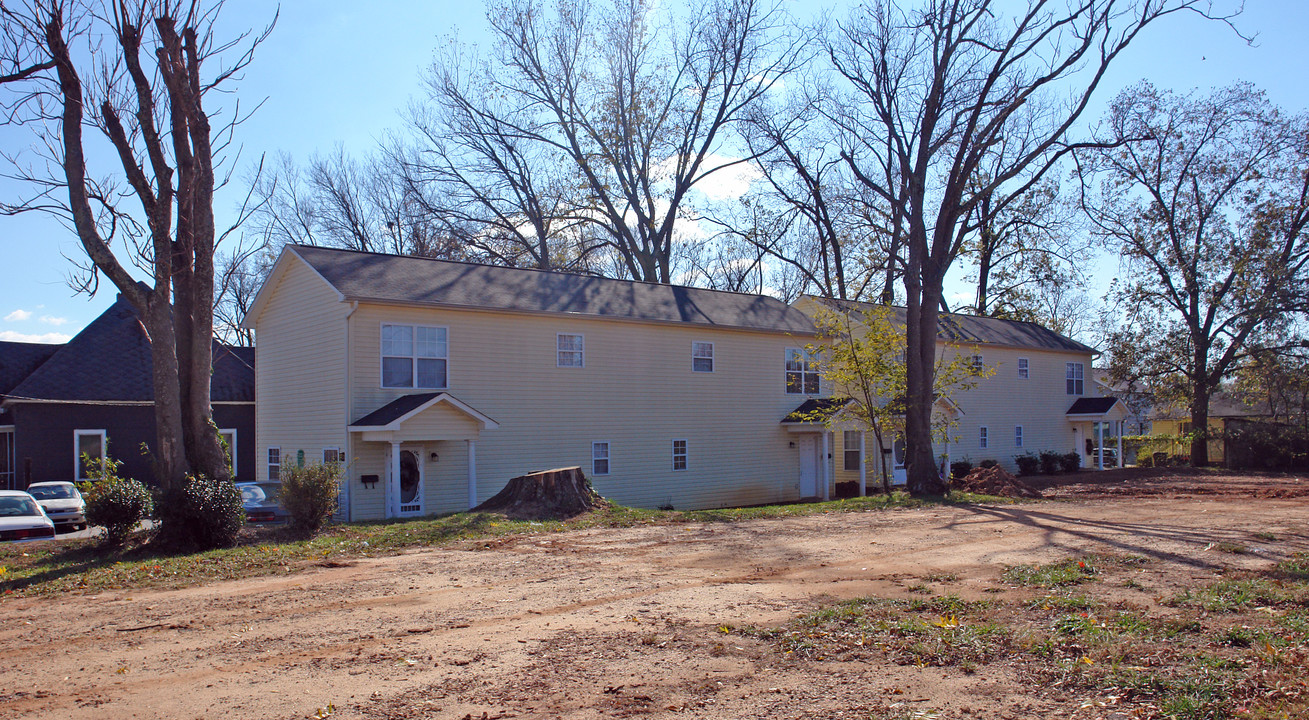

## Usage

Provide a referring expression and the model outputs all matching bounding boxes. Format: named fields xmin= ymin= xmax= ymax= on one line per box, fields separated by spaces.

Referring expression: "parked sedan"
xmin=238 ymin=482 xmax=288 ymax=524
xmin=25 ymin=481 xmax=87 ymax=532
xmin=0 ymin=490 xmax=56 ymax=542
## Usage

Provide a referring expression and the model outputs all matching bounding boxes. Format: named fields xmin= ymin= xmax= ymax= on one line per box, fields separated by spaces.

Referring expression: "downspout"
xmin=344 ymin=300 xmax=358 ymax=522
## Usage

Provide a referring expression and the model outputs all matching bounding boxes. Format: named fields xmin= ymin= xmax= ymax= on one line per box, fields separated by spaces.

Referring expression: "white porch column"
xmin=389 ymin=441 xmax=401 ymax=518
xmin=467 ymin=439 xmax=478 ymax=510
xmin=820 ymin=431 xmax=831 ymax=501
xmin=1097 ymin=421 xmax=1105 ymax=470
xmin=858 ymin=431 xmax=867 ymax=497
xmin=1117 ymin=421 xmax=1125 ymax=468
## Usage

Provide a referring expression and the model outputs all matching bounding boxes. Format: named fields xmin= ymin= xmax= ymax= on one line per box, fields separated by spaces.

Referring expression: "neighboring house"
xmin=1093 ymin=369 xmax=1154 ymax=436
xmin=790 ymin=297 xmax=1130 ymax=484
xmin=0 ymin=341 xmax=62 ymax=489
xmin=0 ymin=296 xmax=256 ymax=488
xmin=245 ymin=245 xmax=825 ymax=520
xmin=247 ymin=245 xmax=1133 ymax=522
xmin=1150 ymin=391 xmax=1272 ymax=464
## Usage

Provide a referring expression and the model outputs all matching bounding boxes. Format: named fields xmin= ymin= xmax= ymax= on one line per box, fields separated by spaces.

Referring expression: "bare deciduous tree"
xmin=824 ymin=0 xmax=1239 ymax=494
xmin=0 ymin=0 xmax=272 ymax=490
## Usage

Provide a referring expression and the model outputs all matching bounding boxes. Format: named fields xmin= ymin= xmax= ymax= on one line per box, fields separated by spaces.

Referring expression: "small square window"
xmin=558 ymin=334 xmax=585 ymax=368
xmin=592 ymin=441 xmax=609 ymax=476
xmin=970 ymin=354 xmax=985 ymax=373
xmin=672 ymin=439 xmax=687 ymax=471
xmin=979 ymin=427 xmax=989 ymax=449
xmin=1018 ymin=358 xmax=1029 ymax=379
xmin=692 ymin=342 xmax=714 ymax=372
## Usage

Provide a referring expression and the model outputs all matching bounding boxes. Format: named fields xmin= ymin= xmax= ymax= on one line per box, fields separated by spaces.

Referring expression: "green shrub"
xmin=1059 ymin=452 xmax=1081 ymax=473
xmin=978 ymin=459 xmax=998 ymax=469
xmin=280 ymin=462 xmax=341 ymax=538
xmin=78 ymin=456 xmax=152 ymax=546
xmin=1013 ymin=453 xmax=1040 ymax=476
xmin=1038 ymin=451 xmax=1062 ymax=475
xmin=950 ymin=460 xmax=973 ymax=480
xmin=155 ymin=474 xmax=245 ymax=551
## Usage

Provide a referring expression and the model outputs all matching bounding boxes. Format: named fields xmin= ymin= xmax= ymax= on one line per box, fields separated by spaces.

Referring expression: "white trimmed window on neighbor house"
xmin=672 ymin=439 xmax=687 ymax=471
xmin=1066 ymin=362 xmax=1085 ymax=395
xmin=219 ymin=428 xmax=237 ymax=474
xmin=557 ymin=333 xmax=585 ymax=368
xmin=1018 ymin=358 xmax=1029 ymax=378
xmin=592 ymin=441 xmax=610 ymax=475
xmin=267 ymin=447 xmax=281 ymax=481
xmin=843 ymin=431 xmax=862 ymax=470
xmin=382 ymin=324 xmax=448 ymax=389
xmin=1015 ymin=426 xmax=1024 ymax=448
xmin=74 ymin=429 xmax=106 ymax=481
xmin=785 ymin=347 xmax=820 ymax=394
xmin=692 ymin=341 xmax=714 ymax=372
xmin=979 ymin=426 xmax=989 ymax=449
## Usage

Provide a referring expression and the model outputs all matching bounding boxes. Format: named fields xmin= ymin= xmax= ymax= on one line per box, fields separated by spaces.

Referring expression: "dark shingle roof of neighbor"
xmin=5 ymin=295 xmax=254 ymax=403
xmin=811 ymin=297 xmax=1096 ymax=354
xmin=0 ymin=341 xmax=61 ymax=395
xmin=290 ymin=245 xmax=817 ymax=334
xmin=1066 ymin=397 xmax=1122 ymax=415
xmin=1152 ymin=392 xmax=1271 ymax=421
xmin=350 ymin=392 xmax=443 ymax=428
xmin=781 ymin=397 xmax=856 ymax=423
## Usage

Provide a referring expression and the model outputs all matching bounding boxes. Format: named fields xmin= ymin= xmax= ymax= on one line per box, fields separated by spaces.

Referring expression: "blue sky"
xmin=1 ymin=0 xmax=1305 ymax=344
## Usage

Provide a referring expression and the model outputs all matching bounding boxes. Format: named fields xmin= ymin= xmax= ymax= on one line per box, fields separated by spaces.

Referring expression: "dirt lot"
xmin=2 ymin=471 xmax=1306 ymax=720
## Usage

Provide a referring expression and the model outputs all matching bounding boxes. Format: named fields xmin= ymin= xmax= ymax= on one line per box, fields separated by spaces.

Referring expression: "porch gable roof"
xmin=349 ymin=392 xmax=500 ymax=432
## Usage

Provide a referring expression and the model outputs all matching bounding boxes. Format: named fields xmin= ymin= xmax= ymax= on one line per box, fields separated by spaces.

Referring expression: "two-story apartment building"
xmin=245 ymin=245 xmax=836 ymax=520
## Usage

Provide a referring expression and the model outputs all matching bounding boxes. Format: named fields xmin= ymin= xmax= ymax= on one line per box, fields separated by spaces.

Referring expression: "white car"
xmin=26 ymin=482 xmax=88 ymax=532
xmin=0 ymin=490 xmax=56 ymax=542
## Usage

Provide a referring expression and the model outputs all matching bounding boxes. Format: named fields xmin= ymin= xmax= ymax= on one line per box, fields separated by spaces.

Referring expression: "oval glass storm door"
xmin=399 ymin=450 xmax=422 ymax=514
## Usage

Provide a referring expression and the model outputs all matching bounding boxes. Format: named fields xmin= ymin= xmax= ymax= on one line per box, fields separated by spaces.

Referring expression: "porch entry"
xmin=397 ymin=448 xmax=423 ymax=515
xmin=891 ymin=436 xmax=907 ymax=486
xmin=797 ymin=434 xmax=819 ymax=497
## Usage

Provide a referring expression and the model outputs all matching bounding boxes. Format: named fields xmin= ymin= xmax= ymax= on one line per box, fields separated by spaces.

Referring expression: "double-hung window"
xmin=785 ymin=347 xmax=820 ymax=394
xmin=979 ymin=426 xmax=989 ymax=449
xmin=323 ymin=448 xmax=341 ymax=465
xmin=843 ymin=431 xmax=862 ymax=471
xmin=692 ymin=341 xmax=714 ymax=372
xmin=74 ymin=429 xmax=107 ymax=481
xmin=267 ymin=447 xmax=281 ymax=481
xmin=672 ymin=439 xmax=687 ymax=471
xmin=592 ymin=441 xmax=610 ymax=475
xmin=1018 ymin=358 xmax=1029 ymax=379
xmin=1065 ymin=362 xmax=1085 ymax=395
xmin=558 ymin=333 xmax=585 ymax=368
xmin=1015 ymin=426 xmax=1024 ymax=448
xmin=219 ymin=429 xmax=237 ymax=474
xmin=382 ymin=324 xmax=448 ymax=389
xmin=969 ymin=354 xmax=985 ymax=373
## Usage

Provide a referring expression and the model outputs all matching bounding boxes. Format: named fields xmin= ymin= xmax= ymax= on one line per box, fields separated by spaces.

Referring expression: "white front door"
xmin=797 ymin=435 xmax=818 ymax=497
xmin=398 ymin=449 xmax=423 ymax=516
xmin=892 ymin=436 xmax=907 ymax=486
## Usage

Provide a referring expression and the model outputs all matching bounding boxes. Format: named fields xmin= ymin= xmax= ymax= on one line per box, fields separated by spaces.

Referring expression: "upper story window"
xmin=692 ymin=341 xmax=714 ymax=372
xmin=1018 ymin=358 xmax=1029 ymax=379
xmin=382 ymin=324 xmax=448 ymax=389
xmin=1065 ymin=362 xmax=1085 ymax=395
xmin=969 ymin=354 xmax=985 ymax=373
xmin=785 ymin=347 xmax=820 ymax=395
xmin=557 ymin=333 xmax=585 ymax=368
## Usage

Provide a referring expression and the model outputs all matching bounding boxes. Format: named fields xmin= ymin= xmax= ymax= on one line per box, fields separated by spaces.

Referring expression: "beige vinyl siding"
xmin=252 ymin=257 xmax=349 ymax=486
xmin=346 ymin=303 xmax=810 ymax=516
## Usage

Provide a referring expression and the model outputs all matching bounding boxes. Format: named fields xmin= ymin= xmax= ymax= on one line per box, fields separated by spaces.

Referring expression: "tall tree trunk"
xmin=145 ymin=294 xmax=189 ymax=488
xmin=904 ymin=269 xmax=948 ymax=495
xmin=1189 ymin=383 xmax=1211 ymax=467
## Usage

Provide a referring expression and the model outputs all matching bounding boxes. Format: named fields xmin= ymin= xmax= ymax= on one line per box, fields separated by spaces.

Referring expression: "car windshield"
xmin=0 ymin=496 xmax=42 ymax=517
xmin=27 ymin=485 xmax=77 ymax=500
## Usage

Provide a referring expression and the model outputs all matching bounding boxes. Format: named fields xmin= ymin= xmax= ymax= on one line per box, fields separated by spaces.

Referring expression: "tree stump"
xmin=472 ymin=467 xmax=608 ymax=519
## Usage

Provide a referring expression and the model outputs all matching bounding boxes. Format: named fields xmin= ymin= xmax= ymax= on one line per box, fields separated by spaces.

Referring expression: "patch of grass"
xmin=1276 ymin=552 xmax=1309 ymax=581
xmin=1027 ymin=593 xmax=1101 ymax=611
xmin=0 ymin=491 xmax=1007 ymax=598
xmin=1166 ymin=578 xmax=1305 ymax=613
xmin=1208 ymin=541 xmax=1248 ymax=555
xmin=924 ymin=572 xmax=959 ymax=583
xmin=1252 ymin=531 xmax=1277 ymax=542
xmin=1003 ymin=556 xmax=1099 ymax=588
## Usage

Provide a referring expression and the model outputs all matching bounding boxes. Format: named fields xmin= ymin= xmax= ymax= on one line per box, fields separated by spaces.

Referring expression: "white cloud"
xmin=4 ymin=309 xmax=32 ymax=322
xmin=39 ymin=315 xmax=69 ymax=326
xmin=0 ymin=330 xmax=71 ymax=344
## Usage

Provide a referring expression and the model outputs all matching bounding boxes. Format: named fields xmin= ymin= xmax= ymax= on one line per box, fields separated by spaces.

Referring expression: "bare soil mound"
xmin=951 ymin=465 xmax=1044 ymax=498
xmin=473 ymin=466 xmax=610 ymax=519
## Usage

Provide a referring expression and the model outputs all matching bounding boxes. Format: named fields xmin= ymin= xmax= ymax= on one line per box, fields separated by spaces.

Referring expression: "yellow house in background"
xmin=1150 ymin=393 xmax=1272 ymax=464
xmin=245 ymin=246 xmax=1132 ymax=520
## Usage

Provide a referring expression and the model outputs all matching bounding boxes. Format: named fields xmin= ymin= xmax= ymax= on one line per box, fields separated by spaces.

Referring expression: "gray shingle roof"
xmin=0 ymin=341 xmax=61 ymax=395
xmin=350 ymin=392 xmax=443 ymax=428
xmin=290 ymin=245 xmax=816 ymax=334
xmin=781 ymin=398 xmax=856 ymax=423
xmin=1066 ymin=397 xmax=1122 ymax=415
xmin=4 ymin=295 xmax=254 ymax=403
xmin=810 ymin=297 xmax=1096 ymax=354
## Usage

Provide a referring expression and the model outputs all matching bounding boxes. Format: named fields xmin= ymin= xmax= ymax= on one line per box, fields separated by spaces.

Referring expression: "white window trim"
xmin=557 ymin=333 xmax=585 ymax=368
xmin=1015 ymin=425 xmax=1024 ymax=448
xmin=1017 ymin=358 xmax=1029 ymax=379
xmin=672 ymin=439 xmax=688 ymax=471
xmin=785 ymin=347 xmax=821 ymax=395
xmin=970 ymin=354 xmax=985 ymax=372
xmin=380 ymin=322 xmax=450 ymax=390
xmin=219 ymin=428 xmax=237 ymax=474
xmin=1066 ymin=361 xmax=1085 ymax=396
xmin=843 ymin=430 xmax=862 ymax=471
xmin=692 ymin=341 xmax=714 ymax=373
xmin=267 ymin=446 xmax=282 ymax=482
xmin=73 ymin=429 xmax=107 ymax=481
xmin=323 ymin=447 xmax=342 ymax=465
xmin=979 ymin=426 xmax=989 ymax=450
xmin=591 ymin=441 xmax=610 ymax=476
